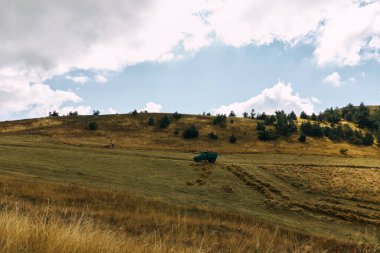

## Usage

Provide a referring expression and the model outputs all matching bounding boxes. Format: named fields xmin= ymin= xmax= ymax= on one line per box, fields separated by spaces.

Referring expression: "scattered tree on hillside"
xmin=250 ymin=109 xmax=256 ymax=119
xmin=298 ymin=133 xmax=306 ymax=143
xmin=300 ymin=111 xmax=309 ymax=119
xmin=49 ymin=111 xmax=59 ymax=117
xmin=257 ymin=129 xmax=278 ymax=141
xmin=229 ymin=111 xmax=236 ymax=117
xmin=173 ymin=111 xmax=182 ymax=119
xmin=274 ymin=110 xmax=297 ymax=137
xmin=68 ymin=111 xmax=78 ymax=116
xmin=229 ymin=134 xmax=237 ymax=143
xmin=243 ymin=112 xmax=249 ymax=118
xmin=213 ymin=114 xmax=227 ymax=128
xmin=256 ymin=122 xmax=266 ymax=131
xmin=208 ymin=131 xmax=218 ymax=140
xmin=147 ymin=117 xmax=155 ymax=126
xmin=287 ymin=111 xmax=297 ymax=121
xmin=159 ymin=115 xmax=171 ymax=128
xmin=88 ymin=122 xmax=98 ymax=131
xmin=131 ymin=110 xmax=138 ymax=116
xmin=93 ymin=110 xmax=100 ymax=116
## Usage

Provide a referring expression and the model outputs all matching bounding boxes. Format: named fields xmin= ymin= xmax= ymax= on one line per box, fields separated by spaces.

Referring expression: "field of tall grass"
xmin=0 ymin=176 xmax=373 ymax=253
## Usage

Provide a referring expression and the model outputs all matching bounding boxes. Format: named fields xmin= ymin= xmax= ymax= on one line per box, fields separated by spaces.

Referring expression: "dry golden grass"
xmin=0 ymin=113 xmax=379 ymax=158
xmin=263 ymin=165 xmax=380 ymax=203
xmin=0 ymin=176 xmax=372 ymax=253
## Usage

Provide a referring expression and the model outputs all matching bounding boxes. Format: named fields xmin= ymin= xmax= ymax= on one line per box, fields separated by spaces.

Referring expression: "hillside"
xmin=0 ymin=112 xmax=379 ymax=157
xmin=0 ymin=113 xmax=380 ymax=252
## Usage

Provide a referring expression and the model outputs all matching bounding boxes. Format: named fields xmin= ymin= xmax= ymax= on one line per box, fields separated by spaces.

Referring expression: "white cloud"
xmin=361 ymin=71 xmax=367 ymax=77
xmin=214 ymin=81 xmax=317 ymax=115
xmin=104 ymin=108 xmax=118 ymax=114
xmin=95 ymin=74 xmax=108 ymax=83
xmin=348 ymin=77 xmax=357 ymax=82
xmin=59 ymin=106 xmax=92 ymax=116
xmin=141 ymin=102 xmax=162 ymax=113
xmin=323 ymin=72 xmax=342 ymax=87
xmin=2 ymin=1 xmax=380 ymax=119
xmin=66 ymin=75 xmax=89 ymax=84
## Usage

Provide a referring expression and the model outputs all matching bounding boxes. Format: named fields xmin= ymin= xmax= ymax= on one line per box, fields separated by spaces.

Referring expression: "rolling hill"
xmin=0 ymin=113 xmax=379 ymax=252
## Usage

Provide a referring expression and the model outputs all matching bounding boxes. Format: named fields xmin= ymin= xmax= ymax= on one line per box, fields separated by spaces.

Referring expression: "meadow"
xmin=0 ymin=113 xmax=379 ymax=252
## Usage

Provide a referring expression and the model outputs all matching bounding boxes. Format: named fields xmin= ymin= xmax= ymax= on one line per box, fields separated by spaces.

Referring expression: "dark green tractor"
xmin=193 ymin=151 xmax=218 ymax=163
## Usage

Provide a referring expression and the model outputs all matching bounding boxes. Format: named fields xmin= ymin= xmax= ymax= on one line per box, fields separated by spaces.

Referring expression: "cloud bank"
xmin=215 ymin=81 xmax=318 ymax=115
xmin=1 ymin=0 xmax=380 ymax=118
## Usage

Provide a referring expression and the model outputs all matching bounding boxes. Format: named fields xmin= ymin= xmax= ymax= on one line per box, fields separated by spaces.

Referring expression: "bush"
xmin=229 ymin=111 xmax=236 ymax=117
xmin=88 ymin=122 xmax=98 ymax=131
xmin=131 ymin=110 xmax=138 ymax=116
xmin=229 ymin=134 xmax=237 ymax=143
xmin=213 ymin=114 xmax=227 ymax=127
xmin=49 ymin=110 xmax=59 ymax=117
xmin=159 ymin=115 xmax=171 ymax=129
xmin=362 ymin=133 xmax=374 ymax=146
xmin=93 ymin=110 xmax=100 ymax=116
xmin=258 ymin=129 xmax=278 ymax=141
xmin=173 ymin=111 xmax=182 ymax=119
xmin=174 ymin=128 xmax=179 ymax=135
xmin=183 ymin=125 xmax=199 ymax=139
xmin=147 ymin=117 xmax=155 ymax=126
xmin=68 ymin=111 xmax=78 ymax=116
xmin=208 ymin=132 xmax=218 ymax=140
xmin=256 ymin=122 xmax=266 ymax=131
xmin=339 ymin=148 xmax=349 ymax=155
xmin=298 ymin=133 xmax=306 ymax=143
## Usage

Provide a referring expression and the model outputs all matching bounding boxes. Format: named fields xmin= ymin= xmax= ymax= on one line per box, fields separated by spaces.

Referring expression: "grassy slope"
xmin=0 ymin=114 xmax=380 ymax=251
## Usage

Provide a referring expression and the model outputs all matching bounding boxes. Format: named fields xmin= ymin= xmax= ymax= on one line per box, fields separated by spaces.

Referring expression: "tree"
xmin=310 ymin=113 xmax=317 ymax=121
xmin=147 ymin=117 xmax=155 ymax=126
xmin=229 ymin=134 xmax=237 ymax=143
xmin=213 ymin=114 xmax=227 ymax=127
xmin=208 ymin=132 xmax=218 ymax=140
xmin=229 ymin=110 xmax=236 ymax=117
xmin=250 ymin=109 xmax=256 ymax=119
xmin=183 ymin=125 xmax=199 ymax=139
xmin=300 ymin=111 xmax=309 ymax=119
xmin=256 ymin=122 xmax=266 ymax=131
xmin=287 ymin=111 xmax=297 ymax=120
xmin=131 ymin=109 xmax=138 ymax=116
xmin=49 ymin=110 xmax=59 ymax=117
xmin=243 ymin=112 xmax=249 ymax=118
xmin=298 ymin=133 xmax=306 ymax=143
xmin=93 ymin=110 xmax=100 ymax=116
xmin=341 ymin=103 xmax=356 ymax=122
xmin=159 ymin=115 xmax=171 ymax=128
xmin=355 ymin=102 xmax=371 ymax=128
xmin=68 ymin=111 xmax=78 ymax=116
xmin=173 ymin=111 xmax=182 ymax=119
xmin=274 ymin=110 xmax=297 ymax=137
xmin=88 ymin=122 xmax=98 ymax=131
xmin=362 ymin=133 xmax=374 ymax=146
xmin=258 ymin=129 xmax=278 ymax=141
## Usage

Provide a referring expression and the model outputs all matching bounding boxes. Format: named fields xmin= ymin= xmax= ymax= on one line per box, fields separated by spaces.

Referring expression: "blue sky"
xmin=0 ymin=0 xmax=380 ymax=119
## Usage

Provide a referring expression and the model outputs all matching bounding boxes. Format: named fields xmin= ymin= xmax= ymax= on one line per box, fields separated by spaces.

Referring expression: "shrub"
xmin=49 ymin=110 xmax=59 ymax=117
xmin=243 ymin=112 xmax=248 ymax=118
xmin=362 ymin=133 xmax=374 ymax=146
xmin=93 ymin=110 xmax=100 ymax=116
xmin=159 ymin=115 xmax=171 ymax=129
xmin=174 ymin=128 xmax=179 ymax=135
xmin=258 ymin=129 xmax=278 ymax=141
xmin=229 ymin=111 xmax=236 ymax=117
xmin=131 ymin=110 xmax=138 ymax=116
xmin=339 ymin=148 xmax=349 ymax=155
xmin=183 ymin=125 xmax=199 ymax=139
xmin=68 ymin=111 xmax=78 ymax=116
xmin=256 ymin=122 xmax=266 ymax=131
xmin=298 ymin=133 xmax=306 ymax=143
xmin=88 ymin=122 xmax=98 ymax=131
xmin=208 ymin=132 xmax=218 ymax=140
xmin=229 ymin=134 xmax=237 ymax=143
xmin=213 ymin=114 xmax=227 ymax=127
xmin=147 ymin=117 xmax=155 ymax=126
xmin=173 ymin=111 xmax=182 ymax=119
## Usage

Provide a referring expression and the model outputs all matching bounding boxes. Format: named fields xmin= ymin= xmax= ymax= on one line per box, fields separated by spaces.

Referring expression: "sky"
xmin=0 ymin=0 xmax=380 ymax=120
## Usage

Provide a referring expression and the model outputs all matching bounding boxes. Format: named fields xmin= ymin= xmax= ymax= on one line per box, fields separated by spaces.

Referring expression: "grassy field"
xmin=0 ymin=114 xmax=379 ymax=252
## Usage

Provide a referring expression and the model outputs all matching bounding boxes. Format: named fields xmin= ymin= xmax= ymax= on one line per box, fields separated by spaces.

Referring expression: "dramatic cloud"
xmin=323 ymin=72 xmax=342 ymax=87
xmin=215 ymin=81 xmax=318 ymax=115
xmin=66 ymin=75 xmax=89 ymax=84
xmin=1 ymin=0 xmax=380 ymax=118
xmin=141 ymin=102 xmax=162 ymax=113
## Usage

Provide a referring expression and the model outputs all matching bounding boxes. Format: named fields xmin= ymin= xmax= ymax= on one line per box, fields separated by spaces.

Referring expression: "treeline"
xmin=238 ymin=102 xmax=379 ymax=146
